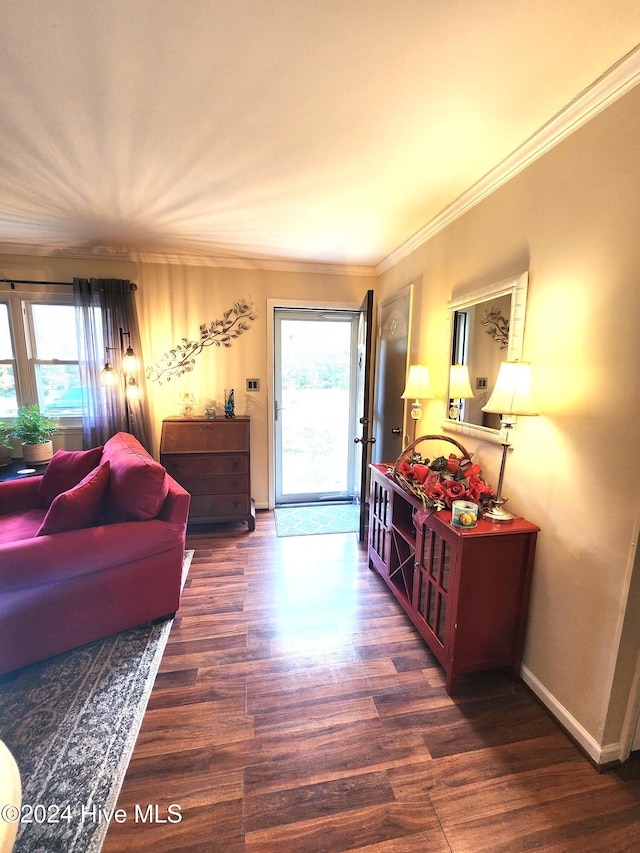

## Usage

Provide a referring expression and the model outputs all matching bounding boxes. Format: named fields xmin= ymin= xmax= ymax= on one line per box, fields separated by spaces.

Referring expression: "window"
xmin=29 ymin=303 xmax=82 ymax=416
xmin=0 ymin=302 xmax=18 ymax=417
xmin=0 ymin=289 xmax=82 ymax=423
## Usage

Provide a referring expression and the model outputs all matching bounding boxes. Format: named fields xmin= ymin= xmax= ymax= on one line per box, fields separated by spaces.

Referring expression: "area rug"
xmin=0 ymin=550 xmax=193 ymax=853
xmin=274 ymin=503 xmax=359 ymax=537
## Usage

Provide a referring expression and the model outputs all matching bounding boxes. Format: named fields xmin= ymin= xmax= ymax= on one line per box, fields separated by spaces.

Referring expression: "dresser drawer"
xmin=189 ymin=493 xmax=251 ymax=519
xmin=160 ymin=418 xmax=250 ymax=453
xmin=174 ymin=474 xmax=249 ymax=496
xmin=163 ymin=453 xmax=248 ymax=477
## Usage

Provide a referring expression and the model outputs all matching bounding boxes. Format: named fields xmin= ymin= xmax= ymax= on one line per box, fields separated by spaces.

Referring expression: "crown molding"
xmin=0 ymin=242 xmax=376 ymax=279
xmin=376 ymin=45 xmax=640 ymax=276
xmin=133 ymin=249 xmax=376 ymax=278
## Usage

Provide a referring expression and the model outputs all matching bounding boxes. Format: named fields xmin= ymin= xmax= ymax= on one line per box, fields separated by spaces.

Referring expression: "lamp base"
xmin=483 ymin=502 xmax=515 ymax=524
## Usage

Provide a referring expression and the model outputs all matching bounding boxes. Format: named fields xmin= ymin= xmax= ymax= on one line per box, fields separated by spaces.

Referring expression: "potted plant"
xmin=11 ymin=404 xmax=58 ymax=465
xmin=0 ymin=421 xmax=13 ymax=467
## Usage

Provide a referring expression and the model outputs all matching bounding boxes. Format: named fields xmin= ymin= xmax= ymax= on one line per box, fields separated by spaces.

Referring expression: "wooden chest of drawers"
xmin=160 ymin=416 xmax=255 ymax=530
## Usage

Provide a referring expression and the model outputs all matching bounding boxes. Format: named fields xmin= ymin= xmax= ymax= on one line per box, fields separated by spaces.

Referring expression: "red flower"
xmin=397 ymin=461 xmax=413 ymax=478
xmin=467 ymin=475 xmax=495 ymax=505
xmin=444 ymin=479 xmax=466 ymax=507
xmin=426 ymin=481 xmax=446 ymax=504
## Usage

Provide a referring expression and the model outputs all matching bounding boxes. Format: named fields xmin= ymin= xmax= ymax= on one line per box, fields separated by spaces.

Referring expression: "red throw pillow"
xmin=102 ymin=433 xmax=168 ymax=522
xmin=36 ymin=461 xmax=110 ymax=536
xmin=37 ymin=446 xmax=104 ymax=507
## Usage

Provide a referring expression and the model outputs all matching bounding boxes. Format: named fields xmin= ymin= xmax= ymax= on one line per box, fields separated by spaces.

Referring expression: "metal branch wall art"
xmin=482 ymin=306 xmax=509 ymax=350
xmin=146 ymin=299 xmax=257 ymax=384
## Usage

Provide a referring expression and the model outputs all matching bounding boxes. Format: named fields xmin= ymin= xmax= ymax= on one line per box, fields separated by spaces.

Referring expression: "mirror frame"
xmin=442 ymin=271 xmax=529 ymax=444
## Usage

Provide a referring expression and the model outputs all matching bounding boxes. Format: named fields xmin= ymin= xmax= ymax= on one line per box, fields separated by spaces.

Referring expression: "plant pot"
xmin=0 ymin=446 xmax=12 ymax=468
xmin=21 ymin=440 xmax=53 ymax=466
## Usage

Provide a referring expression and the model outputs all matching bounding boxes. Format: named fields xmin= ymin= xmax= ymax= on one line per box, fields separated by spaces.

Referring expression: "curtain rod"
xmin=1 ymin=278 xmax=72 ymax=289
xmin=1 ymin=279 xmax=137 ymax=290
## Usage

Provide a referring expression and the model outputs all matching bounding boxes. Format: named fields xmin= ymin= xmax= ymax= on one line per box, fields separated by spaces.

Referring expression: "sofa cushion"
xmin=0 ymin=509 xmax=47 ymax=545
xmin=102 ymin=432 xmax=169 ymax=522
xmin=36 ymin=461 xmax=111 ymax=536
xmin=37 ymin=446 xmax=104 ymax=507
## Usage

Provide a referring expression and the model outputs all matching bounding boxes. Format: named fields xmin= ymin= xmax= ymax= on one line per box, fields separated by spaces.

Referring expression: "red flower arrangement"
xmin=389 ymin=451 xmax=495 ymax=512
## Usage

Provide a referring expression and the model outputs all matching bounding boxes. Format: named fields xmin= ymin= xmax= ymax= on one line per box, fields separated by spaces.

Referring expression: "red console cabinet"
xmin=368 ymin=465 xmax=539 ymax=694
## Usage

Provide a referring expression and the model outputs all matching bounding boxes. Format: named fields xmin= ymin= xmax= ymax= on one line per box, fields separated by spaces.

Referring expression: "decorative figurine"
xmin=178 ymin=392 xmax=196 ymax=417
xmin=204 ymin=399 xmax=216 ymax=419
xmin=224 ymin=389 xmax=235 ymax=419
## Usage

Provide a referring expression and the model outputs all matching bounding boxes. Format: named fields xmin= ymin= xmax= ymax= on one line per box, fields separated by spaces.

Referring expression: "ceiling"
xmin=1 ymin=1 xmax=639 ymax=273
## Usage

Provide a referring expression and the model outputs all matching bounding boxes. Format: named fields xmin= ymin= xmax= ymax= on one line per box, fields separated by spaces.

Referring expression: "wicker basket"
xmin=392 ymin=433 xmax=471 ymax=502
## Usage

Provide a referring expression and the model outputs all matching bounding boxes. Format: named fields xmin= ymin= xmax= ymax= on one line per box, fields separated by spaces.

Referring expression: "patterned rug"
xmin=0 ymin=550 xmax=193 ymax=853
xmin=274 ymin=503 xmax=359 ymax=537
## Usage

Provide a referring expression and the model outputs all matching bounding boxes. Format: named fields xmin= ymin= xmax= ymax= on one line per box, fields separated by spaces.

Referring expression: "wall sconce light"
xmin=448 ymin=364 xmax=474 ymax=420
xmin=100 ymin=329 xmax=141 ymax=428
xmin=401 ymin=364 xmax=434 ymax=439
xmin=481 ymin=360 xmax=538 ymax=523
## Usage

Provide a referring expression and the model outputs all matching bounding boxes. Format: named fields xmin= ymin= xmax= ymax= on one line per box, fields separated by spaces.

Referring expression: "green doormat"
xmin=274 ymin=503 xmax=359 ymax=537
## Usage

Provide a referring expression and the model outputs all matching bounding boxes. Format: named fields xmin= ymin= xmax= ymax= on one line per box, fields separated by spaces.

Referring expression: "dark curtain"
xmin=73 ymin=278 xmax=152 ymax=450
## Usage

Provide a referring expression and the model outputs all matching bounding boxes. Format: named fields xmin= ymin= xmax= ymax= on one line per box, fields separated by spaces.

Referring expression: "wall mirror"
xmin=443 ymin=271 xmax=529 ymax=442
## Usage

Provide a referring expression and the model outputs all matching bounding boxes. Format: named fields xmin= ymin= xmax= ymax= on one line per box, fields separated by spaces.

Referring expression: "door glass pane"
xmin=437 ymin=597 xmax=447 ymax=643
xmin=278 ymin=314 xmax=355 ymax=500
xmin=431 ymin=535 xmax=440 ymax=579
xmin=441 ymin=540 xmax=450 ymax=591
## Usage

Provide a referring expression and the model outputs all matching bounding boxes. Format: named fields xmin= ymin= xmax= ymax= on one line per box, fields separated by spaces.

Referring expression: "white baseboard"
xmin=520 ymin=664 xmax=621 ymax=767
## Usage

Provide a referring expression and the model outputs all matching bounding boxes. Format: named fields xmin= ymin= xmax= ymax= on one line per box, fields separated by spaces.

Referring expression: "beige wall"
xmin=135 ymin=262 xmax=375 ymax=506
xmin=378 ymin=83 xmax=640 ymax=760
xmin=0 ymin=252 xmax=374 ymax=508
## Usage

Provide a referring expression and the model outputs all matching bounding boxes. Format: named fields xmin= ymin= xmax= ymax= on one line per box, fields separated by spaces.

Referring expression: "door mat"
xmin=274 ymin=504 xmax=359 ymax=537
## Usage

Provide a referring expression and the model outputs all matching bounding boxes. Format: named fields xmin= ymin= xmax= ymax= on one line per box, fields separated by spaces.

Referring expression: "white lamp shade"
xmin=482 ymin=361 xmax=538 ymax=416
xmin=100 ymin=363 xmax=118 ymax=387
xmin=125 ymin=378 xmax=141 ymax=401
xmin=449 ymin=364 xmax=474 ymax=399
xmin=401 ymin=364 xmax=434 ymax=400
xmin=122 ymin=347 xmax=139 ymax=374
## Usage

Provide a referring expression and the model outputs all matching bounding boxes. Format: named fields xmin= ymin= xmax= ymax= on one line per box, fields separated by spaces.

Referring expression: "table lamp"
xmin=481 ymin=361 xmax=538 ymax=523
xmin=401 ymin=364 xmax=434 ymax=439
xmin=448 ymin=364 xmax=474 ymax=420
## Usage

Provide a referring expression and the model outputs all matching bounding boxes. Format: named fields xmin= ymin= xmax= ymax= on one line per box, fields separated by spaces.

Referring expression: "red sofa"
xmin=0 ymin=432 xmax=190 ymax=676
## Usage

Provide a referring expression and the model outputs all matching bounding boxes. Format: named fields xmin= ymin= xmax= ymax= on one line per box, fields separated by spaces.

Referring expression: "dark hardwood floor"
xmin=103 ymin=510 xmax=640 ymax=852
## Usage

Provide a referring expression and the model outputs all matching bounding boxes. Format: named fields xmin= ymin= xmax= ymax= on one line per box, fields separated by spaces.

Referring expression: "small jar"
xmin=451 ymin=500 xmax=478 ymax=528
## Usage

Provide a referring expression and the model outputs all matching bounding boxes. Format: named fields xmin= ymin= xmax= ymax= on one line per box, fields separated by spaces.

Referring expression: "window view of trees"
xmin=0 ymin=297 xmax=82 ymax=418
xmin=31 ymin=304 xmax=82 ymax=416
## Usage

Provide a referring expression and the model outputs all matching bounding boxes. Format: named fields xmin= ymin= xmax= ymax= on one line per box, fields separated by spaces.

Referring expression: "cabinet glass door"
xmin=415 ymin=528 xmax=451 ymax=652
